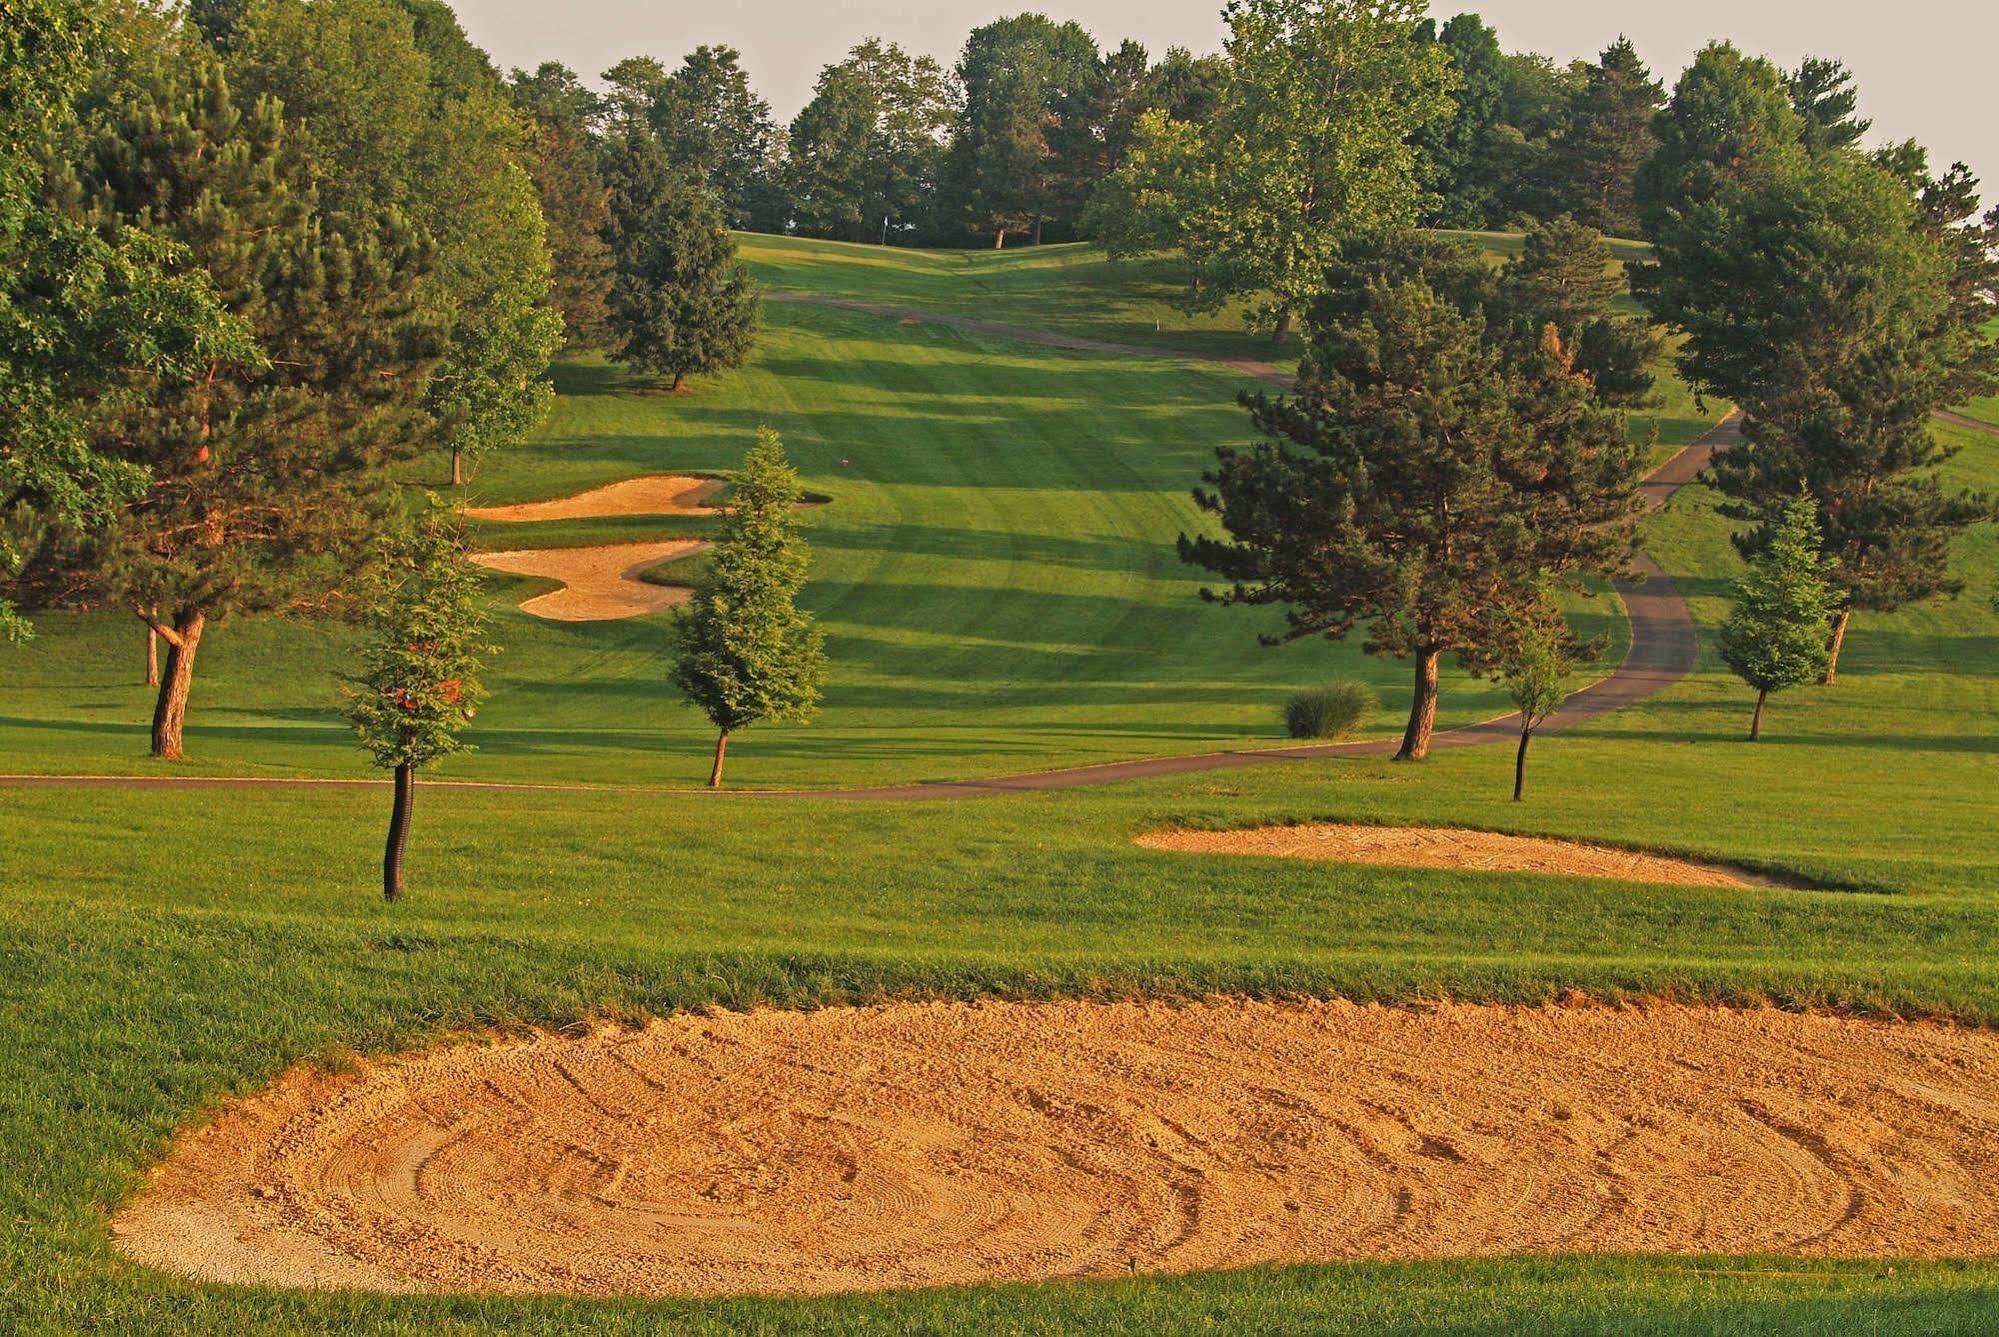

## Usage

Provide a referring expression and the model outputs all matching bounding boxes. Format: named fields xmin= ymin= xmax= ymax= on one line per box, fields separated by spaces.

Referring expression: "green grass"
xmin=1957 ymin=319 xmax=1999 ymax=427
xmin=3 ymin=235 xmax=1997 ymax=1332
xmin=0 ymin=239 xmax=1710 ymax=789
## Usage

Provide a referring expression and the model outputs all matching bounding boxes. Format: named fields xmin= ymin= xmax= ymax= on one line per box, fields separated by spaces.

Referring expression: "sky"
xmin=451 ymin=0 xmax=1998 ymax=194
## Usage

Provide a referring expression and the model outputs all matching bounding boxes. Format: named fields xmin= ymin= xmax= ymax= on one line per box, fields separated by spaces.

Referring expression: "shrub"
xmin=1283 ymin=682 xmax=1376 ymax=740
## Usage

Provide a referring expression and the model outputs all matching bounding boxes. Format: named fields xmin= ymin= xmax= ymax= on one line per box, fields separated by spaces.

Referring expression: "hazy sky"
xmin=452 ymin=0 xmax=1997 ymax=192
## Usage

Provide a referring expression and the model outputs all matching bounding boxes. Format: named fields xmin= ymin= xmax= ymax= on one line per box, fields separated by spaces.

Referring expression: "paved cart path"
xmin=0 ymin=302 xmax=1748 ymax=801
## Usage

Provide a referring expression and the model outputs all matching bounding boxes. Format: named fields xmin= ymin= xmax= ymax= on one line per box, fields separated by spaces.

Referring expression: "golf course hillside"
xmin=7 ymin=1 xmax=1999 ymax=1330
xmin=6 ymin=231 xmax=1999 ymax=1333
xmin=0 ymin=236 xmax=1707 ymax=789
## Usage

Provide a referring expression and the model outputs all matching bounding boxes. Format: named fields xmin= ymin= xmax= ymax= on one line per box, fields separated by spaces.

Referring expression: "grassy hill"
xmin=3 ymin=237 xmax=1999 ymax=1332
xmin=1 ymin=237 xmax=1703 ymax=789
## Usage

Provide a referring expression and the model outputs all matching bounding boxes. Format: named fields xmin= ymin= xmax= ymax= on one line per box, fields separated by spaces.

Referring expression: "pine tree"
xmin=54 ymin=26 xmax=441 ymax=760
xmin=1643 ymin=109 xmax=1994 ymax=683
xmin=0 ymin=0 xmax=248 ymax=642
xmin=1495 ymin=596 xmax=1585 ymax=801
xmin=1719 ymin=497 xmax=1842 ymax=741
xmin=1181 ymin=233 xmax=1644 ymax=759
xmin=603 ymin=127 xmax=759 ymax=392
xmin=418 ymin=92 xmax=562 ymax=485
xmin=1786 ymin=57 xmax=1870 ymax=158
xmin=1541 ymin=38 xmax=1662 ymax=237
xmin=651 ymin=45 xmax=779 ymax=231
xmin=671 ymin=429 xmax=826 ymax=786
xmin=1501 ymin=215 xmax=1656 ymax=405
xmin=344 ymin=501 xmax=494 ymax=899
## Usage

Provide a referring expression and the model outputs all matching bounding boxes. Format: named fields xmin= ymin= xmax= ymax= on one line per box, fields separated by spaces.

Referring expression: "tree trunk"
xmin=1396 ymin=649 xmax=1440 ymax=761
xmin=1749 ymin=688 xmax=1768 ymax=742
xmin=1032 ymin=216 xmax=1044 ymax=246
xmin=1271 ymin=309 xmax=1293 ymax=345
xmin=451 ymin=445 xmax=463 ymax=487
xmin=670 ymin=371 xmax=687 ymax=393
xmin=881 ymin=214 xmax=890 ymax=246
xmin=1513 ymin=722 xmax=1532 ymax=801
xmin=1821 ymin=606 xmax=1852 ymax=685
xmin=145 ymin=624 xmax=158 ymax=688
xmin=383 ymin=761 xmax=414 ymax=901
xmin=709 ymin=730 xmax=729 ymax=788
xmin=993 ymin=227 xmax=1007 ymax=251
xmin=149 ymin=610 xmax=205 ymax=761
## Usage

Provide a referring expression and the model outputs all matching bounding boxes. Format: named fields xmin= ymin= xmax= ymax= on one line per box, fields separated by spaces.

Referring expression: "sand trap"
xmin=474 ymin=540 xmax=707 ymax=621
xmin=1139 ymin=824 xmax=1779 ymax=889
xmin=466 ymin=474 xmax=725 ymax=523
xmin=114 ymin=999 xmax=1999 ymax=1299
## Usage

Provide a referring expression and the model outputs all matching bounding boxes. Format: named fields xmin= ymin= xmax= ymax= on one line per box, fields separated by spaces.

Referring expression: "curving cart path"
xmin=0 ymin=304 xmax=1744 ymax=801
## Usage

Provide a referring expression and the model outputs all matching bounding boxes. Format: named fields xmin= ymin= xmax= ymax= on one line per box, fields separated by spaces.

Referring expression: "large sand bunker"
xmin=467 ymin=474 xmax=726 ymax=523
xmin=114 ymin=1000 xmax=1999 ymax=1299
xmin=1139 ymin=824 xmax=1780 ymax=889
xmin=473 ymin=540 xmax=707 ymax=621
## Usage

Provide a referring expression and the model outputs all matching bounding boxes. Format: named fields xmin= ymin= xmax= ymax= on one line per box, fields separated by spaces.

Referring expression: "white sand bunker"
xmin=1140 ymin=824 xmax=1780 ymax=889
xmin=474 ymin=540 xmax=707 ymax=621
xmin=114 ymin=1000 xmax=1999 ymax=1300
xmin=467 ymin=474 xmax=725 ymax=523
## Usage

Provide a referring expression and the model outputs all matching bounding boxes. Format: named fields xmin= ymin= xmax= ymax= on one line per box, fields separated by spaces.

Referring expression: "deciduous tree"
xmin=671 ymin=429 xmax=825 ymax=786
xmin=419 ymin=92 xmax=561 ymax=484
xmin=786 ymin=39 xmax=954 ymax=244
xmin=941 ymin=14 xmax=1099 ymax=248
xmin=1635 ymin=42 xmax=1806 ymax=237
xmin=509 ymin=63 xmax=615 ymax=348
xmin=653 ymin=45 xmax=779 ymax=230
xmin=1495 ymin=596 xmax=1584 ymax=800
xmin=1413 ymin=13 xmax=1511 ymax=229
xmin=344 ymin=501 xmax=494 ymax=899
xmin=1107 ymin=0 xmax=1455 ymax=340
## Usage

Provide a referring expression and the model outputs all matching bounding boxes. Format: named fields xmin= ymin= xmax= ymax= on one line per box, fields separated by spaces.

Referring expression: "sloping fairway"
xmin=0 ymin=245 xmax=1647 ymax=788
xmin=4 ymin=241 xmax=1999 ymax=1332
xmin=0 ymin=237 xmax=1711 ymax=788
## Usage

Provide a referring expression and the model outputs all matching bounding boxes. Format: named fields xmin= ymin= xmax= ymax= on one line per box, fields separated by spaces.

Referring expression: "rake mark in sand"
xmin=113 ymin=1000 xmax=1999 ymax=1299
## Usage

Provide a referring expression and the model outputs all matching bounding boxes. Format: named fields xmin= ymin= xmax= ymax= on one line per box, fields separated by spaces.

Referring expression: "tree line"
xmin=495 ymin=6 xmax=1673 ymax=260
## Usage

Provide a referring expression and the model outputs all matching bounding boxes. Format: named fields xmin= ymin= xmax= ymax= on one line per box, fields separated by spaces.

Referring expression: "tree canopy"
xmin=1639 ymin=53 xmax=1998 ymax=680
xmin=0 ymin=0 xmax=248 ymax=642
xmin=1181 ymin=233 xmax=1644 ymax=758
xmin=786 ymin=39 xmax=954 ymax=244
xmin=672 ymin=428 xmax=826 ymax=786
xmin=1094 ymin=0 xmax=1456 ymax=338
xmin=1719 ymin=496 xmax=1842 ymax=740
xmin=603 ymin=126 xmax=760 ymax=392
